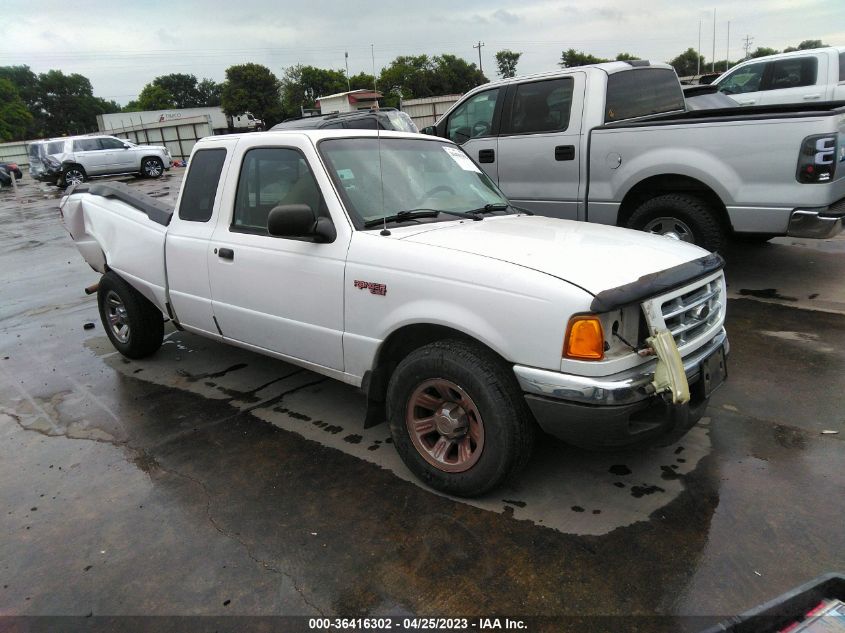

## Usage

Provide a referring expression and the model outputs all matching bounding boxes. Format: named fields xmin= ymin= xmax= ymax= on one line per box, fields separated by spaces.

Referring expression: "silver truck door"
xmin=443 ymin=87 xmax=503 ymax=182
xmin=757 ymin=55 xmax=826 ymax=105
xmin=71 ymin=137 xmax=106 ymax=175
xmin=495 ymin=73 xmax=585 ymax=220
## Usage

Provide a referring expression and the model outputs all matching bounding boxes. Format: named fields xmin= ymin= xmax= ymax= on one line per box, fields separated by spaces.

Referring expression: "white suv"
xmin=28 ymin=135 xmax=172 ymax=187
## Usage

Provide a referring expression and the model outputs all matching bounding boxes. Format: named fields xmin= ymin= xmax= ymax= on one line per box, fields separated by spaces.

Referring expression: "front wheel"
xmin=386 ymin=339 xmax=535 ymax=497
xmin=97 ymin=272 xmax=164 ymax=359
xmin=627 ymin=193 xmax=726 ymax=252
xmin=62 ymin=165 xmax=86 ymax=188
xmin=141 ymin=157 xmax=164 ymax=179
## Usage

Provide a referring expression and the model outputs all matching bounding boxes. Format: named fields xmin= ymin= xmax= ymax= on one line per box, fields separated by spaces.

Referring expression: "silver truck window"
xmin=766 ymin=57 xmax=817 ymax=90
xmin=605 ymin=69 xmax=685 ymax=122
xmin=73 ymin=138 xmax=102 ymax=152
xmin=99 ymin=137 xmax=126 ymax=150
xmin=505 ymin=77 xmax=574 ymax=135
xmin=232 ymin=148 xmax=324 ymax=233
xmin=178 ymin=148 xmax=227 ymax=223
xmin=717 ymin=62 xmax=766 ymax=95
xmin=446 ymin=88 xmax=500 ymax=144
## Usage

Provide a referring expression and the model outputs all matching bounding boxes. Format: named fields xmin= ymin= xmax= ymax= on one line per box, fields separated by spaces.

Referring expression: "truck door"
xmin=495 ymin=73 xmax=585 ymax=220
xmin=207 ymin=139 xmax=349 ymax=371
xmin=99 ymin=136 xmax=136 ymax=171
xmin=442 ymin=87 xmax=503 ymax=182
xmin=756 ymin=55 xmax=825 ymax=105
xmin=165 ymin=146 xmax=231 ymax=338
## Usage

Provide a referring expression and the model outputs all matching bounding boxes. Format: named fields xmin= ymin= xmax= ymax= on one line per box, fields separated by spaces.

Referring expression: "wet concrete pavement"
xmin=1 ymin=173 xmax=844 ymax=631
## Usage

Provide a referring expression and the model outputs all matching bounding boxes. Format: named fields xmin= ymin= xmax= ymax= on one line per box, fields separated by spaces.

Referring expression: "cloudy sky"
xmin=1 ymin=0 xmax=843 ymax=104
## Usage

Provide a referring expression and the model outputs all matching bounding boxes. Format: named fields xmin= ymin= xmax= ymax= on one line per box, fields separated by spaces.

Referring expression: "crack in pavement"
xmin=0 ymin=375 xmax=331 ymax=615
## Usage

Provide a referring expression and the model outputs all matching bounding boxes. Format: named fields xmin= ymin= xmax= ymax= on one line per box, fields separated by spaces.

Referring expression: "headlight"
xmin=563 ymin=315 xmax=605 ymax=360
xmin=796 ymin=133 xmax=838 ymax=184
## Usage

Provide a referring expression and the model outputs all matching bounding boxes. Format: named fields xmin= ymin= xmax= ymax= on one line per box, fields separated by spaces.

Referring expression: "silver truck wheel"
xmin=104 ymin=290 xmax=131 ymax=343
xmin=141 ymin=157 xmax=164 ymax=178
xmin=97 ymin=271 xmax=164 ymax=359
xmin=642 ymin=217 xmax=695 ymax=242
xmin=63 ymin=166 xmax=85 ymax=187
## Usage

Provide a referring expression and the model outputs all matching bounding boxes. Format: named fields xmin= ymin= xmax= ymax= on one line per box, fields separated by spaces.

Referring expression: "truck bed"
xmin=61 ymin=182 xmax=171 ymax=311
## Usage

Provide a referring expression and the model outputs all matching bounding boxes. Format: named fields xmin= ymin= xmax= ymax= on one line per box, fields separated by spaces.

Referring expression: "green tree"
xmin=558 ymin=49 xmax=609 ymax=68
xmin=197 ymin=78 xmax=222 ymax=106
xmin=38 ymin=70 xmax=107 ymax=136
xmin=221 ymin=63 xmax=283 ymax=126
xmin=378 ymin=55 xmax=436 ymax=102
xmin=136 ymin=84 xmax=176 ymax=110
xmin=280 ymin=65 xmax=349 ymax=118
xmin=348 ymin=72 xmax=375 ymax=91
xmin=0 ymin=78 xmax=33 ymax=142
xmin=151 ymin=73 xmax=201 ymax=108
xmin=615 ymin=52 xmax=639 ymax=61
xmin=430 ymin=54 xmax=486 ymax=95
xmin=668 ymin=48 xmax=706 ymax=76
xmin=495 ymin=49 xmax=522 ymax=78
xmin=750 ymin=47 xmax=779 ymax=59
xmin=0 ymin=65 xmax=41 ymax=137
xmin=784 ymin=39 xmax=827 ymax=53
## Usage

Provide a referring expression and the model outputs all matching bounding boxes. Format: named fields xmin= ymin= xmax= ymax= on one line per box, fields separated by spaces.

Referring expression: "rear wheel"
xmin=386 ymin=339 xmax=534 ymax=497
xmin=141 ymin=157 xmax=164 ymax=178
xmin=627 ymin=193 xmax=726 ymax=252
xmin=97 ymin=272 xmax=164 ymax=359
xmin=62 ymin=165 xmax=86 ymax=188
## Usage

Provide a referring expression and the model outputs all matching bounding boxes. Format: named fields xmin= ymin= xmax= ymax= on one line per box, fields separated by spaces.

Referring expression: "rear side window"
xmin=345 ymin=117 xmax=379 ymax=130
xmin=73 ymin=138 xmax=101 ymax=151
xmin=504 ymin=77 xmax=574 ymax=135
xmin=767 ymin=57 xmax=817 ymax=90
xmin=178 ymin=148 xmax=227 ymax=222
xmin=605 ymin=68 xmax=684 ymax=122
xmin=45 ymin=141 xmax=65 ymax=155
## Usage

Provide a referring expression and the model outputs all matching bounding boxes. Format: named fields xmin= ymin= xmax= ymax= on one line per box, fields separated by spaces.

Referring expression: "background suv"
xmin=271 ymin=108 xmax=418 ymax=132
xmin=28 ymin=135 xmax=172 ymax=187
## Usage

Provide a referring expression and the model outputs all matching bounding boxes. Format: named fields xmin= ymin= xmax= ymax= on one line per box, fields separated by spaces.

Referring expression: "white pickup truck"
xmin=61 ymin=130 xmax=728 ymax=496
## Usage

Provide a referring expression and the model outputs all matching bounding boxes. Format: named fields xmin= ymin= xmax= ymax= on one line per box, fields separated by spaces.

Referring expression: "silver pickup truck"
xmin=424 ymin=61 xmax=845 ymax=250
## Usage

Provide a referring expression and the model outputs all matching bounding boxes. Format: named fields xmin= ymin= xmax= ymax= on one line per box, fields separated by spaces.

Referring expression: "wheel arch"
xmin=616 ymin=173 xmax=733 ymax=233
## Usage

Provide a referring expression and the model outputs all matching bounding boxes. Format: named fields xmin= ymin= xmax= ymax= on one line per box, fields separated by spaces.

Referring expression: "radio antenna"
xmin=373 ymin=43 xmax=390 ymax=236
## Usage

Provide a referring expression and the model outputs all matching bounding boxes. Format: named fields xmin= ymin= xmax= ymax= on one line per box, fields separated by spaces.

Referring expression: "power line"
xmin=472 ymin=41 xmax=485 ymax=73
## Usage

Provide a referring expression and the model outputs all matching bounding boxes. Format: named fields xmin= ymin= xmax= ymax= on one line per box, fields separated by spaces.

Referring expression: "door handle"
xmin=555 ymin=145 xmax=575 ymax=161
xmin=217 ymin=247 xmax=234 ymax=260
xmin=478 ymin=148 xmax=495 ymax=163
xmin=802 ymin=94 xmax=822 ymax=100
xmin=738 ymin=99 xmax=756 ymax=105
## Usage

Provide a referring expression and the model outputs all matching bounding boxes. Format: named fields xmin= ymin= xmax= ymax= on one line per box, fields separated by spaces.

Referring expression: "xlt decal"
xmin=354 ymin=280 xmax=387 ymax=296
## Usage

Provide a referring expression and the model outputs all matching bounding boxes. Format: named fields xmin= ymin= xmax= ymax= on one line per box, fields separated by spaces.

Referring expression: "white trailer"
xmin=97 ymin=107 xmax=263 ymax=136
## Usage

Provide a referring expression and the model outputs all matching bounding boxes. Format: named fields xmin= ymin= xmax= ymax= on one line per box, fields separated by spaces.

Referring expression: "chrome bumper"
xmin=787 ymin=208 xmax=844 ymax=239
xmin=513 ymin=328 xmax=728 ymax=407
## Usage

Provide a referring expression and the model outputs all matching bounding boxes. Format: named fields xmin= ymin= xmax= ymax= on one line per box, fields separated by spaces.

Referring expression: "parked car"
xmin=0 ymin=162 xmax=23 ymax=180
xmin=712 ymin=46 xmax=845 ymax=106
xmin=61 ymin=129 xmax=729 ymax=496
xmin=271 ymin=108 xmax=418 ymax=133
xmin=28 ymin=135 xmax=172 ymax=187
xmin=423 ymin=60 xmax=845 ymax=251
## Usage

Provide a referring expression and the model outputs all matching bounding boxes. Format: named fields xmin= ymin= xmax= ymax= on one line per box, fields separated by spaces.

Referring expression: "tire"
xmin=386 ymin=339 xmax=535 ymax=497
xmin=141 ymin=157 xmax=164 ymax=179
xmin=62 ymin=165 xmax=86 ymax=188
xmin=97 ymin=271 xmax=164 ymax=359
xmin=626 ymin=193 xmax=726 ymax=252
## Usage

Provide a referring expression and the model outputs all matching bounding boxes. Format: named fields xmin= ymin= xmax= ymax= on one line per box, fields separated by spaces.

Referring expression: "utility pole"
xmin=711 ymin=8 xmax=716 ymax=73
xmin=742 ymin=34 xmax=754 ymax=60
xmin=473 ymin=41 xmax=485 ymax=73
xmin=726 ymin=21 xmax=730 ymax=71
xmin=697 ymin=19 xmax=702 ymax=76
xmin=345 ymin=51 xmax=350 ymax=92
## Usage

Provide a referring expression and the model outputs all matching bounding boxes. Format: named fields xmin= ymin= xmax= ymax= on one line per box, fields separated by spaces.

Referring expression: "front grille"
xmin=641 ymin=271 xmax=726 ymax=352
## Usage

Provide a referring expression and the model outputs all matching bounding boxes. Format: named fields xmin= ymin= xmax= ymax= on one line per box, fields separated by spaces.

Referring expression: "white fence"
xmin=401 ymin=94 xmax=461 ymax=129
xmin=0 ymin=140 xmax=32 ymax=168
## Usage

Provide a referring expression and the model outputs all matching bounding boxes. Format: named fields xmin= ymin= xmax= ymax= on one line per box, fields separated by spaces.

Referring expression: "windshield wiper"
xmin=465 ymin=203 xmax=534 ymax=216
xmin=363 ymin=208 xmax=482 ymax=228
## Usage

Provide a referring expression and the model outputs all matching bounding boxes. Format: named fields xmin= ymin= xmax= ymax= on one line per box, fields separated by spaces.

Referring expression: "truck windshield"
xmin=319 ymin=137 xmax=510 ymax=228
xmin=605 ymin=68 xmax=685 ymax=122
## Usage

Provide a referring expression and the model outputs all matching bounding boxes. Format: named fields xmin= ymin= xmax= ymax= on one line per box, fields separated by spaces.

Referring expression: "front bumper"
xmin=513 ymin=329 xmax=728 ymax=447
xmin=787 ymin=201 xmax=845 ymax=239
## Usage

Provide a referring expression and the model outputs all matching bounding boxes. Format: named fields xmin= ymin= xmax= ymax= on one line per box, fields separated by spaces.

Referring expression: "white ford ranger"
xmin=61 ymin=130 xmax=728 ymax=496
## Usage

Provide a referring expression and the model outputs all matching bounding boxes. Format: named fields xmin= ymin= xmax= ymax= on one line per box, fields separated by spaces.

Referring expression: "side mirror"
xmin=421 ymin=125 xmax=436 ymax=136
xmin=123 ymin=144 xmax=131 ymax=149
xmin=267 ymin=204 xmax=336 ymax=243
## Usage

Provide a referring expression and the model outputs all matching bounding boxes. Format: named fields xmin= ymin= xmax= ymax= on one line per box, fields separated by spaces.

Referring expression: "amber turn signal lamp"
xmin=564 ymin=316 xmax=605 ymax=360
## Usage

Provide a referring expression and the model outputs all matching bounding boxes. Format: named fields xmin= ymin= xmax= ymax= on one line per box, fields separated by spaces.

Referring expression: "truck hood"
xmin=399 ymin=216 xmax=710 ymax=296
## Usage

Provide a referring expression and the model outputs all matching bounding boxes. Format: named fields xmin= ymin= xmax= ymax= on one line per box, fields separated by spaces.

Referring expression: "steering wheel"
xmin=422 ymin=185 xmax=456 ymax=198
xmin=471 ymin=121 xmax=491 ymax=137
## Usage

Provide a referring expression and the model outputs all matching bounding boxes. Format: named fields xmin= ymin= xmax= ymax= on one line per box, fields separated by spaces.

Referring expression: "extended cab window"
xmin=446 ymin=88 xmax=500 ymax=144
xmin=717 ymin=62 xmax=766 ymax=95
xmin=504 ymin=77 xmax=574 ymax=135
xmin=605 ymin=69 xmax=684 ymax=122
xmin=232 ymin=148 xmax=324 ymax=233
xmin=766 ymin=57 xmax=817 ymax=90
xmin=100 ymin=137 xmax=126 ymax=150
xmin=73 ymin=138 xmax=102 ymax=152
xmin=178 ymin=148 xmax=226 ymax=222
